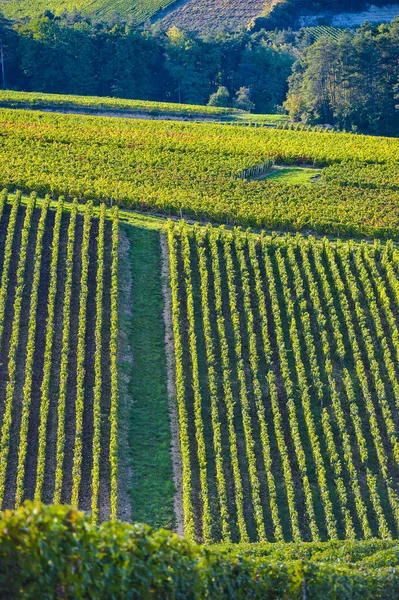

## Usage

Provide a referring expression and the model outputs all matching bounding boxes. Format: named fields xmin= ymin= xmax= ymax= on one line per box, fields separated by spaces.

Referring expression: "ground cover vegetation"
xmin=0 ymin=108 xmax=399 ymax=237
xmin=0 ymin=193 xmax=119 ymax=520
xmin=168 ymin=222 xmax=399 ymax=544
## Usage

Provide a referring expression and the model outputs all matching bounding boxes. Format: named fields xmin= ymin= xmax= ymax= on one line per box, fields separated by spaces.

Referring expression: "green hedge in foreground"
xmin=1 ymin=503 xmax=399 ymax=599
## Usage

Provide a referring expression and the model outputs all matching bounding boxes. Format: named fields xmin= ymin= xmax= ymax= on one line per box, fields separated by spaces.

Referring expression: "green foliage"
xmin=167 ymin=223 xmax=399 ymax=543
xmin=1 ymin=502 xmax=399 ymax=599
xmin=233 ymin=87 xmax=254 ymax=112
xmin=0 ymin=16 xmax=293 ymax=113
xmin=0 ymin=90 xmax=239 ymax=117
xmin=208 ymin=86 xmax=230 ymax=108
xmin=1 ymin=109 xmax=399 ymax=238
xmin=285 ymin=19 xmax=399 ymax=135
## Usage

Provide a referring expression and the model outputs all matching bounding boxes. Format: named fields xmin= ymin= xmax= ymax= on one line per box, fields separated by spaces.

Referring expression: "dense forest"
xmin=0 ymin=11 xmax=398 ymax=134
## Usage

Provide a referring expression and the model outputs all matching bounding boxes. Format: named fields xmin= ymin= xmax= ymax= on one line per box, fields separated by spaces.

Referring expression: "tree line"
xmin=285 ymin=20 xmax=399 ymax=135
xmin=0 ymin=11 xmax=398 ymax=134
xmin=0 ymin=12 xmax=293 ymax=114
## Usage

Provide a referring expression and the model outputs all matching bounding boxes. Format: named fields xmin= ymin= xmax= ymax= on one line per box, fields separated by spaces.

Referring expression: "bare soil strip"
xmin=60 ymin=214 xmax=83 ymax=504
xmin=97 ymin=219 xmax=113 ymax=522
xmin=160 ymin=233 xmax=184 ymax=536
xmin=79 ymin=219 xmax=98 ymax=512
xmin=23 ymin=209 xmax=55 ymax=501
xmin=42 ymin=214 xmax=69 ymax=504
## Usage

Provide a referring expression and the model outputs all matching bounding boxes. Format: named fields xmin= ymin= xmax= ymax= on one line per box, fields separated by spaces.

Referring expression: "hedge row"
xmin=1 ymin=502 xmax=399 ymax=599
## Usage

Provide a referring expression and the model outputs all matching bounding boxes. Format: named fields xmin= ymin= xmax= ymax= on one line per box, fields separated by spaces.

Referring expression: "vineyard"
xmin=157 ymin=0 xmax=269 ymax=34
xmin=168 ymin=222 xmax=399 ymax=543
xmin=301 ymin=26 xmax=352 ymax=42
xmin=0 ymin=193 xmax=118 ymax=521
xmin=1 ymin=107 xmax=399 ymax=238
xmin=2 ymin=92 xmax=399 ymax=593
xmin=0 ymin=0 xmax=173 ymax=24
xmin=0 ymin=0 xmax=273 ymax=27
xmin=0 ymin=91 xmax=242 ymax=119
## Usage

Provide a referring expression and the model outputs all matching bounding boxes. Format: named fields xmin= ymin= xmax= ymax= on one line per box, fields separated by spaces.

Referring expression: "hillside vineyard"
xmin=168 ymin=222 xmax=399 ymax=543
xmin=0 ymin=192 xmax=118 ymax=521
xmin=1 ymin=109 xmax=399 ymax=239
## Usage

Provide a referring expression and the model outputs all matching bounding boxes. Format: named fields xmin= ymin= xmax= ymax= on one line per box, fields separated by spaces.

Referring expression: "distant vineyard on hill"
xmin=302 ymin=25 xmax=353 ymax=42
xmin=1 ymin=0 xmax=398 ymax=31
xmin=0 ymin=0 xmax=273 ymax=25
xmin=157 ymin=0 xmax=271 ymax=34
xmin=168 ymin=222 xmax=399 ymax=543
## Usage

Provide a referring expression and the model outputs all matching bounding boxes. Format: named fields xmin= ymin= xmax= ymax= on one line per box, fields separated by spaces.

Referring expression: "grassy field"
xmin=118 ymin=223 xmax=175 ymax=529
xmin=263 ymin=165 xmax=321 ymax=184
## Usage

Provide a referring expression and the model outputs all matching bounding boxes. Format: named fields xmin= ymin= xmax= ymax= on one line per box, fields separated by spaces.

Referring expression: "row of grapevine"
xmin=168 ymin=222 xmax=399 ymax=542
xmin=0 ymin=194 xmax=37 ymax=507
xmin=15 ymin=197 xmax=50 ymax=508
xmin=0 ymin=197 xmax=119 ymax=520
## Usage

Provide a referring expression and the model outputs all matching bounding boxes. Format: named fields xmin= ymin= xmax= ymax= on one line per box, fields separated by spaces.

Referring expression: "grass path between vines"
xmin=117 ymin=224 xmax=175 ymax=529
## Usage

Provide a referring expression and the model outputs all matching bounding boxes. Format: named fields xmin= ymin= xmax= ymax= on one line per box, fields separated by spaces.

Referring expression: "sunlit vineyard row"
xmin=0 ymin=90 xmax=240 ymax=118
xmin=0 ymin=193 xmax=118 ymax=520
xmin=168 ymin=222 xmax=399 ymax=543
xmin=1 ymin=108 xmax=399 ymax=238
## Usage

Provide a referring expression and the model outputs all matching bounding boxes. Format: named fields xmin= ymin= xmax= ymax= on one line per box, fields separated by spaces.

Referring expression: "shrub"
xmin=1 ymin=502 xmax=399 ymax=599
